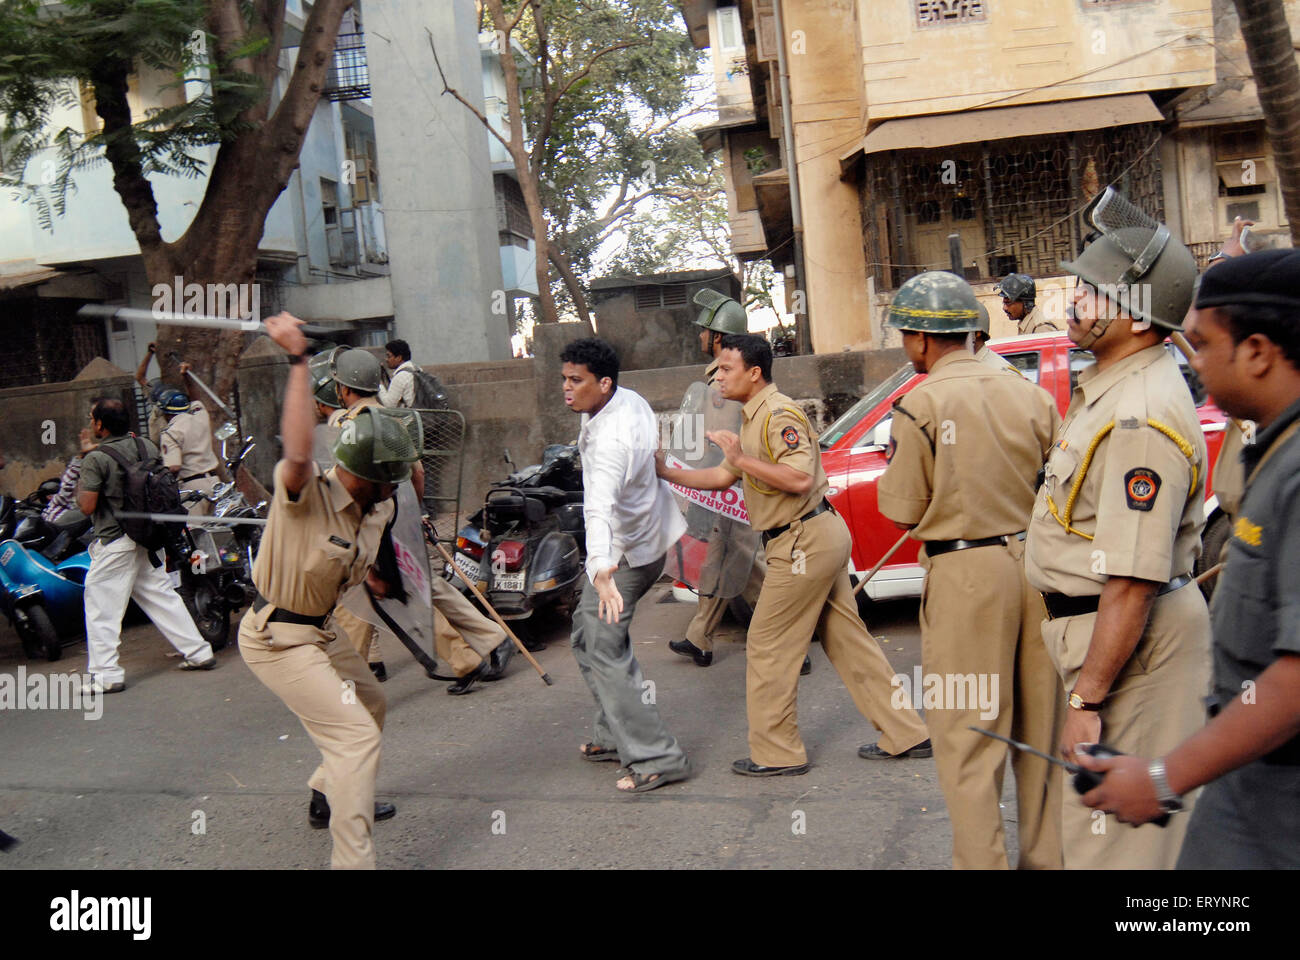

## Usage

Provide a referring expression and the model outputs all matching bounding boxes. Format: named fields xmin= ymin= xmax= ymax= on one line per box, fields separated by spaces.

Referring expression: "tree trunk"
xmin=547 ymin=245 xmax=591 ymax=326
xmin=1233 ymin=0 xmax=1300 ymax=246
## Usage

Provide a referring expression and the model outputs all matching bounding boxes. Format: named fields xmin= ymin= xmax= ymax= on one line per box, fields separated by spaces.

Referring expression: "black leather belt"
xmin=253 ymin=593 xmax=328 ymax=628
xmin=1040 ymin=573 xmax=1193 ymax=620
xmin=926 ymin=531 xmax=1026 ymax=557
xmin=181 ymin=470 xmax=218 ymax=483
xmin=761 ymin=500 xmax=833 ymax=546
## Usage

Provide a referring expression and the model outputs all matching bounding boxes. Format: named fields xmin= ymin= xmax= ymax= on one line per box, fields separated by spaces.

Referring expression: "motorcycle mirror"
xmin=214 ymin=422 xmax=238 ymax=441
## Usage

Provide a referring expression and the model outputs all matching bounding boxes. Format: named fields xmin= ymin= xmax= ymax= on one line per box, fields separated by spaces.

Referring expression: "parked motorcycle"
xmin=179 ymin=432 xmax=264 ymax=651
xmin=451 ymin=445 xmax=584 ymax=648
xmin=0 ymin=494 xmax=95 ymax=661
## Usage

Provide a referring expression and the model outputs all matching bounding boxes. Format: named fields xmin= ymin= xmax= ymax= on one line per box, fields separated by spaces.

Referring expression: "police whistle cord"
xmin=851 ymin=530 xmax=911 ymax=597
xmin=968 ymin=726 xmax=1171 ymax=827
xmin=424 ymin=522 xmax=554 ymax=687
xmin=115 ymin=511 xmax=268 ymax=527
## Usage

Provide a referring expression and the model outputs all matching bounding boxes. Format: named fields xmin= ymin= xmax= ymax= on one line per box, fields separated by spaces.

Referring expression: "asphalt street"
xmin=0 ymin=583 xmax=1026 ymax=869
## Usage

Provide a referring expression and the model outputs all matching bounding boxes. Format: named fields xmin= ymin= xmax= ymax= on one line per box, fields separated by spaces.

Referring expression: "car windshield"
xmin=820 ymin=365 xmax=914 ymax=448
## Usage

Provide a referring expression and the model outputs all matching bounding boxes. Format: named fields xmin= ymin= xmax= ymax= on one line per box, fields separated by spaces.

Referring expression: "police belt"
xmin=760 ymin=500 xmax=833 ymax=546
xmin=253 ymin=593 xmax=328 ymax=628
xmin=925 ymin=531 xmax=1026 ymax=557
xmin=180 ymin=469 xmax=219 ymax=483
xmin=1040 ymin=573 xmax=1193 ymax=621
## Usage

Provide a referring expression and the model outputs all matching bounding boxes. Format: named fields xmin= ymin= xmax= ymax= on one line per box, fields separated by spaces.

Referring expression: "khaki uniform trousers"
xmin=331 ymin=602 xmax=382 ymax=664
xmin=685 ymin=555 xmax=765 ymax=652
xmin=434 ymin=608 xmax=484 ymax=676
xmin=919 ymin=539 xmax=1063 ymax=870
xmin=746 ymin=509 xmax=928 ymax=767
xmin=238 ymin=607 xmax=386 ymax=869
xmin=1039 ymin=583 xmax=1211 ymax=869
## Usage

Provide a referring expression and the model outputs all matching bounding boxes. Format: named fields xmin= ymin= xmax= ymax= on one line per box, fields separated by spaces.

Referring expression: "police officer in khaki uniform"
xmin=238 ymin=313 xmax=416 ymax=869
xmin=997 ymin=274 xmax=1061 ymax=335
xmin=878 ymin=272 xmax=1063 ymax=870
xmin=158 ymin=389 xmax=220 ymax=516
xmin=671 ymin=290 xmax=784 ymax=670
xmin=971 ymin=302 xmax=1022 ymax=376
xmin=659 ymin=334 xmax=929 ymax=775
xmin=1023 ymin=189 xmax=1212 ymax=869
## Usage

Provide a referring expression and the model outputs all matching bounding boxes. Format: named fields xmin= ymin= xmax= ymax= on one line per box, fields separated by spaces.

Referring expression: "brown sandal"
xmin=579 ymin=742 xmax=620 ymax=763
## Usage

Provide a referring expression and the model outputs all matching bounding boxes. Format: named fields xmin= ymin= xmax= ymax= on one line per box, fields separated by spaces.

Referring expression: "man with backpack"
xmin=379 ymin=339 xmax=418 ymax=408
xmin=76 ymin=398 xmax=216 ymax=695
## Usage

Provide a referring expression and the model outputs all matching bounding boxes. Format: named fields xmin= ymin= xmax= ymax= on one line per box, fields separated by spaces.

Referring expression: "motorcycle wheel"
xmin=18 ymin=605 xmax=62 ymax=662
xmin=190 ymin=582 xmax=230 ymax=651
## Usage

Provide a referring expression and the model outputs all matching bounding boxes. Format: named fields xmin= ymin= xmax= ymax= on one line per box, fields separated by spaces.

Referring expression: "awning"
xmin=842 ymin=93 xmax=1165 ymax=170
xmin=0 ymin=260 xmax=65 ymax=293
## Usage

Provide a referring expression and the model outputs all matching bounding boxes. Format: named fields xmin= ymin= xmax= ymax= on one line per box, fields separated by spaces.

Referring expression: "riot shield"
xmin=341 ymin=481 xmax=455 ymax=679
xmin=662 ymin=381 xmax=761 ymax=599
xmin=313 ymin=422 xmax=340 ymax=474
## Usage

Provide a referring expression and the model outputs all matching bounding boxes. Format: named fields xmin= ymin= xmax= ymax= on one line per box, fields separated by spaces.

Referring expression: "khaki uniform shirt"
xmin=1025 ymin=345 xmax=1207 ymax=596
xmin=251 ymin=460 xmax=394 ymax=618
xmin=705 ymin=357 xmax=720 ymax=386
xmin=1018 ymin=306 xmax=1061 ymax=335
xmin=1211 ymin=420 xmax=1247 ymax=518
xmin=147 ymin=407 xmax=167 ymax=447
xmin=160 ymin=401 xmax=220 ymax=480
xmin=878 ymin=352 xmax=1059 ymax=542
xmin=724 ymin=383 xmax=826 ymax=532
xmin=327 ymin=394 xmax=381 ymax=429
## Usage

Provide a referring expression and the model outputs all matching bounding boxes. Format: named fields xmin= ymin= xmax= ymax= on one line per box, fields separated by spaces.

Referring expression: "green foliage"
xmin=491 ymin=1 xmax=714 ymax=297
xmin=0 ymin=0 xmax=268 ymax=229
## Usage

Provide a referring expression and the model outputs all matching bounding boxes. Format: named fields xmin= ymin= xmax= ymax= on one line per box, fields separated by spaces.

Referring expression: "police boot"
xmin=308 ymin=789 xmax=396 ymax=828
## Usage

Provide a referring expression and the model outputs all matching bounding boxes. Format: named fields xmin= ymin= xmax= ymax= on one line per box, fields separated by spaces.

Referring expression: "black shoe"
xmin=669 ymin=638 xmax=713 ymax=667
xmin=800 ymin=655 xmax=811 ymax=676
xmin=480 ymin=639 xmax=514 ymax=681
xmin=369 ymin=661 xmax=388 ymax=682
xmin=308 ymin=790 xmax=397 ymax=828
xmin=731 ymin=757 xmax=810 ymax=777
xmin=447 ymin=663 xmax=485 ymax=695
xmin=858 ymin=738 xmax=933 ymax=760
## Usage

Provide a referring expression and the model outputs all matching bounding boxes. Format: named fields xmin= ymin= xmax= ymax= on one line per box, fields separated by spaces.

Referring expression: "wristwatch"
xmin=1148 ymin=757 xmax=1184 ymax=812
xmin=1067 ymin=690 xmax=1104 ymax=711
xmin=286 ymin=350 xmax=311 ymax=366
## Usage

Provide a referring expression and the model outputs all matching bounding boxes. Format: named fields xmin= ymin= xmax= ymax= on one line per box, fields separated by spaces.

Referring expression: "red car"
xmin=818 ymin=332 xmax=1230 ymax=604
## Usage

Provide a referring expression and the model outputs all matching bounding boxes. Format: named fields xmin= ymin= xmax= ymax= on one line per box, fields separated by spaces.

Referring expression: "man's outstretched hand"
xmin=593 ymin=566 xmax=623 ymax=624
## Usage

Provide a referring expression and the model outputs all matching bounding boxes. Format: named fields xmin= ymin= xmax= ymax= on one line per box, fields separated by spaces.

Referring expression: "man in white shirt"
xmin=562 ymin=338 xmax=692 ymax=794
xmin=378 ymin=339 xmax=418 ymax=408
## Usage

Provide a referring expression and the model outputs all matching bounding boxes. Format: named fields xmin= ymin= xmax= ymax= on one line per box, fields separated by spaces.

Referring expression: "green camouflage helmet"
xmin=692 ymin=288 xmax=748 ymax=335
xmin=309 ymin=348 xmax=344 ymax=409
xmin=332 ymin=406 xmax=423 ymax=485
xmin=885 ymin=271 xmax=983 ymax=333
xmin=1060 ymin=187 xmax=1197 ymax=332
xmin=333 ymin=347 xmax=382 ymax=393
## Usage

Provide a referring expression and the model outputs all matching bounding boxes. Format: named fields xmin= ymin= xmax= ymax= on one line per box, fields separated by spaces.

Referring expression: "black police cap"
xmin=1195 ymin=248 xmax=1300 ymax=312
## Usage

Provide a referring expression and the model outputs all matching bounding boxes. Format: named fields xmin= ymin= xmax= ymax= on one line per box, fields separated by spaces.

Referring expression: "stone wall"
xmin=2 ymin=335 xmax=911 ymax=524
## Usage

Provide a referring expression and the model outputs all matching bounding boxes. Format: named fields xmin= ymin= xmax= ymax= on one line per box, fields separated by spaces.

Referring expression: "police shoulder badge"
xmin=781 ymin=425 xmax=800 ymax=449
xmin=1123 ymin=468 xmax=1160 ymax=511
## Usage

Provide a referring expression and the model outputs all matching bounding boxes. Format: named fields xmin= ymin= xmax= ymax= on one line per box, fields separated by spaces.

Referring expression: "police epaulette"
xmin=891 ymin=397 xmax=934 ymax=450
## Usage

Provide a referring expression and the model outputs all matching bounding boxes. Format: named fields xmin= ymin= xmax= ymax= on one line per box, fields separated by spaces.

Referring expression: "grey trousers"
xmin=571 ymin=554 xmax=689 ymax=777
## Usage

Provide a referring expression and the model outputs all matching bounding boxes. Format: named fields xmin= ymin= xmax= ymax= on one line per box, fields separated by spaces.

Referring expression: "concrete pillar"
xmin=362 ymin=0 xmax=511 ymax=365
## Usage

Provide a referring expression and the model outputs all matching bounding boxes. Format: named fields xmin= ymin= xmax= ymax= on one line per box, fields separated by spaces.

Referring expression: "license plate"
xmin=453 ymin=552 xmax=483 ymax=582
xmin=494 ymin=571 xmax=525 ymax=592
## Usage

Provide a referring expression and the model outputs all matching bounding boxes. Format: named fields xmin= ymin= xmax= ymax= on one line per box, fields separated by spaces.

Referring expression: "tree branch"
xmin=427 ymin=30 xmax=512 ymax=152
xmin=265 ymin=0 xmax=354 ymax=167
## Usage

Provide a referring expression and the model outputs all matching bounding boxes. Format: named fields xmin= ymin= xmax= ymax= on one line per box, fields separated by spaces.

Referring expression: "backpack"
xmin=97 ymin=436 xmax=186 ymax=554
xmin=410 ymin=368 xmax=450 ymax=411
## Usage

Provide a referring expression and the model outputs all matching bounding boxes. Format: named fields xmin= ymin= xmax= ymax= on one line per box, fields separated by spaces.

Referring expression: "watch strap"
xmin=1148 ymin=757 xmax=1183 ymax=812
xmin=1068 ymin=691 xmax=1104 ymax=711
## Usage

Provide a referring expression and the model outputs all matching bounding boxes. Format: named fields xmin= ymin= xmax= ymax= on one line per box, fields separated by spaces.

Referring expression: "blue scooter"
xmin=0 ymin=515 xmax=92 ymax=662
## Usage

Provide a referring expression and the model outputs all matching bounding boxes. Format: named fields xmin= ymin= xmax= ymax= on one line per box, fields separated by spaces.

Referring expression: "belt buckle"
xmin=1038 ymin=591 xmax=1054 ymax=621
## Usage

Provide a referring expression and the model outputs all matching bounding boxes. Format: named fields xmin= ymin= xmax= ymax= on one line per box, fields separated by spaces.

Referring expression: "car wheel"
xmin=1196 ymin=512 xmax=1231 ymax=601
